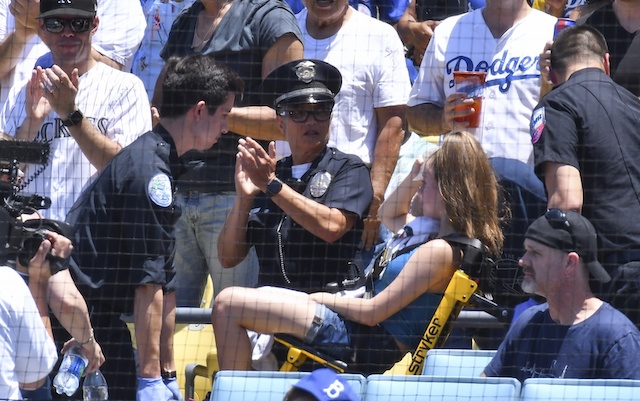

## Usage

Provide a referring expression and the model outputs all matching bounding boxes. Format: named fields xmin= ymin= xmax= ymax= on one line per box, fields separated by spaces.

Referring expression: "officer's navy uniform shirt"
xmin=247 ymin=147 xmax=373 ymax=292
xmin=66 ymin=125 xmax=183 ymax=314
xmin=532 ymin=68 xmax=640 ymax=268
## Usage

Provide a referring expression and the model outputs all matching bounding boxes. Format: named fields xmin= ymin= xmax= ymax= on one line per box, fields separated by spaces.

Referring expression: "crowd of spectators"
xmin=1 ymin=0 xmax=640 ymax=399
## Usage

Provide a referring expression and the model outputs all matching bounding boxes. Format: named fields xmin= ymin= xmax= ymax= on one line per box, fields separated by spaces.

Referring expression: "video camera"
xmin=1 ymin=140 xmax=71 ymax=274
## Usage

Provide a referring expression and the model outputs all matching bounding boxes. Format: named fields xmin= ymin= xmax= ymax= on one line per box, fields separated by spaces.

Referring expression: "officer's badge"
xmin=309 ymin=171 xmax=331 ymax=198
xmin=530 ymin=107 xmax=545 ymax=144
xmin=148 ymin=173 xmax=173 ymax=207
xmin=295 ymin=61 xmax=316 ymax=83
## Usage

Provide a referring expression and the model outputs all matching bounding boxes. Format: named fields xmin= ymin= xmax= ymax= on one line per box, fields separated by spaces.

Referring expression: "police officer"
xmin=65 ymin=55 xmax=244 ymax=401
xmin=531 ymin=25 xmax=640 ymax=327
xmin=218 ymin=59 xmax=373 ymax=293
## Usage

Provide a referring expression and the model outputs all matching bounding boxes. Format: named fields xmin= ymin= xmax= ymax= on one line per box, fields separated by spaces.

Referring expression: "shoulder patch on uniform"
xmin=530 ymin=107 xmax=545 ymax=144
xmin=148 ymin=173 xmax=173 ymax=207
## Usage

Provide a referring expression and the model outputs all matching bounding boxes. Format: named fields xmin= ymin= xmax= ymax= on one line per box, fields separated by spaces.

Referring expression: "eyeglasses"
xmin=545 ymin=208 xmax=575 ymax=246
xmin=43 ymin=18 xmax=92 ymax=34
xmin=278 ymin=109 xmax=332 ymax=123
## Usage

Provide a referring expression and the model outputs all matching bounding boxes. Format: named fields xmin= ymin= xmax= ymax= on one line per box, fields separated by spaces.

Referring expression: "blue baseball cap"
xmin=291 ymin=369 xmax=360 ymax=401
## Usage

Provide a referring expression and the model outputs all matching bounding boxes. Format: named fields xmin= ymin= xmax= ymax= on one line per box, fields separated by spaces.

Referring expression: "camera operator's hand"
xmin=22 ymin=231 xmax=73 ymax=281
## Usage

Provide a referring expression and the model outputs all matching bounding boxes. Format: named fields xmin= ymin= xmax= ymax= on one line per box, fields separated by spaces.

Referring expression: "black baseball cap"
xmin=261 ymin=59 xmax=342 ymax=109
xmin=525 ymin=209 xmax=611 ymax=283
xmin=39 ymin=0 xmax=98 ymax=19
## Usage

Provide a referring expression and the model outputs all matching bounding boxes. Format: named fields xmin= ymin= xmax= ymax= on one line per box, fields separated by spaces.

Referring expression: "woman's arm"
xmin=379 ymin=158 xmax=424 ymax=232
xmin=310 ymin=239 xmax=455 ymax=326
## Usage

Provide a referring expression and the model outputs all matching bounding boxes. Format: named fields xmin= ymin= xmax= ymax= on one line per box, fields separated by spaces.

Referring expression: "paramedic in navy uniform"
xmin=218 ymin=59 xmax=373 ymax=293
xmin=65 ymin=55 xmax=244 ymax=401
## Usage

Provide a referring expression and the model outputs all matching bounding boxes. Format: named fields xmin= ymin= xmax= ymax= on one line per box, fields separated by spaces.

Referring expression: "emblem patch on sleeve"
xmin=148 ymin=173 xmax=173 ymax=207
xmin=530 ymin=107 xmax=545 ymax=144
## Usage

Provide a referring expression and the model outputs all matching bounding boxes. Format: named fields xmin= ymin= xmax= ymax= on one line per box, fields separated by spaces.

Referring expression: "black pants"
xmin=51 ymin=309 xmax=137 ymax=401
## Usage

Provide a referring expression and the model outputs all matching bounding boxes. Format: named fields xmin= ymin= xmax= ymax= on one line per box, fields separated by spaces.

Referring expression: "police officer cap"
xmin=262 ymin=59 xmax=342 ymax=109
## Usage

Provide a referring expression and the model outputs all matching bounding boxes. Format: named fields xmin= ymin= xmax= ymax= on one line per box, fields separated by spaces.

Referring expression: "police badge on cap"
xmin=261 ymin=59 xmax=342 ymax=109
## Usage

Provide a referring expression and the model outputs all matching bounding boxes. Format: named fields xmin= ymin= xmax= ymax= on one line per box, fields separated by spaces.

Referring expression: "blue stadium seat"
xmin=210 ymin=370 xmax=367 ymax=401
xmin=363 ymin=375 xmax=521 ymax=401
xmin=521 ymin=378 xmax=640 ymax=401
xmin=422 ymin=349 xmax=497 ymax=376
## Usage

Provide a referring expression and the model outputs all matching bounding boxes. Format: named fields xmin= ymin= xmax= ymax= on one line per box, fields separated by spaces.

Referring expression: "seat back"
xmin=521 ymin=378 xmax=640 ymax=401
xmin=210 ymin=370 xmax=367 ymax=401
xmin=422 ymin=349 xmax=497 ymax=376
xmin=364 ymin=375 xmax=520 ymax=401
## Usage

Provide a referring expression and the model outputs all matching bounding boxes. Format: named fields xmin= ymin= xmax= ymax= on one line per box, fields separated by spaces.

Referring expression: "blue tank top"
xmin=374 ymin=248 xmax=443 ymax=349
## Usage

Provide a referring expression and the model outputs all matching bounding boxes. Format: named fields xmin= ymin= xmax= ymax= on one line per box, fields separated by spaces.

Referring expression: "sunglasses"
xmin=43 ymin=18 xmax=92 ymax=33
xmin=544 ymin=208 xmax=575 ymax=246
xmin=278 ymin=109 xmax=332 ymax=123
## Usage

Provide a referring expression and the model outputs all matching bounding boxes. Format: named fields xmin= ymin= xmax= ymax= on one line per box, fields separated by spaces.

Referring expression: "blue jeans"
xmin=173 ymin=192 xmax=259 ymax=307
xmin=21 ymin=376 xmax=52 ymax=400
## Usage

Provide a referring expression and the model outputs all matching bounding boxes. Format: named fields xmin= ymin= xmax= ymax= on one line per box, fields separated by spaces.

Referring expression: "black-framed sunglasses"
xmin=43 ymin=18 xmax=92 ymax=34
xmin=278 ymin=109 xmax=332 ymax=123
xmin=545 ymin=208 xmax=575 ymax=245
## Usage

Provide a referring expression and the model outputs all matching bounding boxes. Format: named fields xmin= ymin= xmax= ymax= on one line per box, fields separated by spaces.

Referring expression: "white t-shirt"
xmin=277 ymin=8 xmax=411 ymax=163
xmin=131 ymin=0 xmax=196 ymax=101
xmin=0 ymin=266 xmax=57 ymax=400
xmin=92 ymin=0 xmax=146 ymax=72
xmin=408 ymin=9 xmax=556 ymax=165
xmin=0 ymin=63 xmax=151 ymax=220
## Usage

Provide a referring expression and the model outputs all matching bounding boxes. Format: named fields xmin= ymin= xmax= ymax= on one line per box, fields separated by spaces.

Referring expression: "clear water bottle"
xmin=53 ymin=346 xmax=88 ymax=396
xmin=83 ymin=370 xmax=108 ymax=401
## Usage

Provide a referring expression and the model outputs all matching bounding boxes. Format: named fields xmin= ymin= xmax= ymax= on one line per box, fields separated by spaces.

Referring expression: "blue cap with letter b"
xmin=291 ymin=368 xmax=360 ymax=401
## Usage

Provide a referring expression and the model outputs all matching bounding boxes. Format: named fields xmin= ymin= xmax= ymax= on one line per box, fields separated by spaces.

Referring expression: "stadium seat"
xmin=209 ymin=370 xmax=367 ymax=401
xmin=521 ymin=378 xmax=640 ymax=401
xmin=421 ymin=349 xmax=497 ymax=376
xmin=363 ymin=375 xmax=520 ymax=401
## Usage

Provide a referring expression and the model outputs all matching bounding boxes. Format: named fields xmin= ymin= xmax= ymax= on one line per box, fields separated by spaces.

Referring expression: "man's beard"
xmin=520 ymin=276 xmax=536 ymax=294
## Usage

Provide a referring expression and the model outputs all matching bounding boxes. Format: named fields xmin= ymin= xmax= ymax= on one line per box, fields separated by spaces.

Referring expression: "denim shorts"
xmin=303 ymin=304 xmax=350 ymax=359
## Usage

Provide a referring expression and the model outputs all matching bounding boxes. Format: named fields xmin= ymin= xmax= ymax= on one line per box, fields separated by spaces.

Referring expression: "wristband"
xmin=78 ymin=330 xmax=94 ymax=345
xmin=161 ymin=369 xmax=177 ymax=380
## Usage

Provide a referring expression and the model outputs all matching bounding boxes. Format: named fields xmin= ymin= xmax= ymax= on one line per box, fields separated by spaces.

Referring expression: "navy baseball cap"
xmin=525 ymin=209 xmax=611 ymax=283
xmin=290 ymin=369 xmax=360 ymax=401
xmin=261 ymin=59 xmax=342 ymax=109
xmin=40 ymin=0 xmax=98 ymax=19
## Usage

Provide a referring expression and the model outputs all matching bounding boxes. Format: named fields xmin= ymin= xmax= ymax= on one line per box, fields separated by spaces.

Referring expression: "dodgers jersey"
xmin=408 ymin=8 xmax=556 ymax=165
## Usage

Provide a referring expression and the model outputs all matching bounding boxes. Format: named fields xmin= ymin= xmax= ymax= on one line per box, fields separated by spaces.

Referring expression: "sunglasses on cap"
xmin=277 ymin=109 xmax=332 ymax=123
xmin=544 ymin=208 xmax=575 ymax=247
xmin=43 ymin=17 xmax=92 ymax=34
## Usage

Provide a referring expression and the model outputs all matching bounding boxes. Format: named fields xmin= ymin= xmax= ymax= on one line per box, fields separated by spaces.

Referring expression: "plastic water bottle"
xmin=53 ymin=346 xmax=88 ymax=396
xmin=83 ymin=370 xmax=108 ymax=401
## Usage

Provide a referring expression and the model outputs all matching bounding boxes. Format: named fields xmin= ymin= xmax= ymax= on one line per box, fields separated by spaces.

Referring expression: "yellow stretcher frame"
xmin=273 ymin=268 xmax=504 ymax=375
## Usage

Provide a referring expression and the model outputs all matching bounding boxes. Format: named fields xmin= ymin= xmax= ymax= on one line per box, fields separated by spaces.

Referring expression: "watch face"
xmin=64 ymin=110 xmax=83 ymax=126
xmin=267 ymin=178 xmax=283 ymax=196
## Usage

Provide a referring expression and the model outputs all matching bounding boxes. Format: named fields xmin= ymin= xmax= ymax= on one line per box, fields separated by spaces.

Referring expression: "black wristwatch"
xmin=161 ymin=369 xmax=177 ymax=380
xmin=62 ymin=109 xmax=84 ymax=127
xmin=266 ymin=177 xmax=284 ymax=197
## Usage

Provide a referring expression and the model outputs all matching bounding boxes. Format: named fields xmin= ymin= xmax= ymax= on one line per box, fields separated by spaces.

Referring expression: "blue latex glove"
xmin=164 ymin=377 xmax=183 ymax=401
xmin=137 ymin=377 xmax=173 ymax=401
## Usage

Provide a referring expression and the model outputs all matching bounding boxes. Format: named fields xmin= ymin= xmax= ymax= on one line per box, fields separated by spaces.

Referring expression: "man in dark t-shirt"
xmin=483 ymin=211 xmax=640 ymax=381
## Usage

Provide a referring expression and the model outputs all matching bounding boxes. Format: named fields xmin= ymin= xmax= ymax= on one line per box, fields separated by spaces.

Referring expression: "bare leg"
xmin=212 ymin=287 xmax=317 ymax=370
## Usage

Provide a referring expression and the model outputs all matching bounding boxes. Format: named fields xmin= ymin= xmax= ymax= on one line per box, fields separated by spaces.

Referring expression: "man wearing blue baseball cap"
xmin=482 ymin=209 xmax=640 ymax=381
xmin=283 ymin=369 xmax=360 ymax=401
